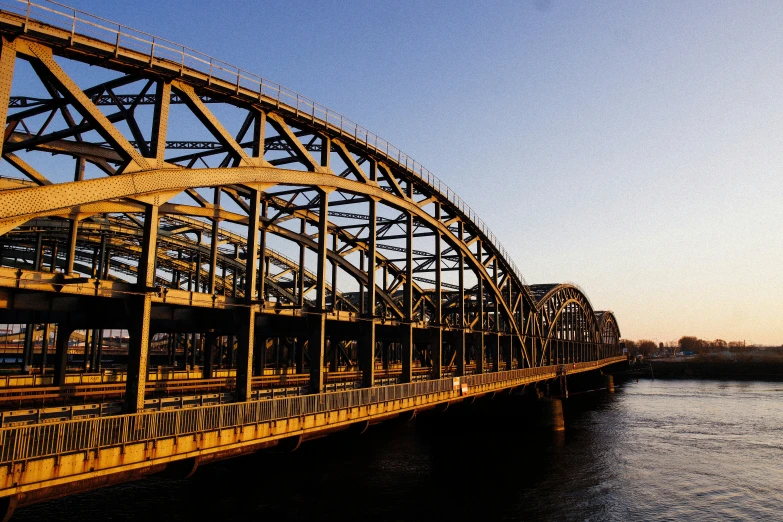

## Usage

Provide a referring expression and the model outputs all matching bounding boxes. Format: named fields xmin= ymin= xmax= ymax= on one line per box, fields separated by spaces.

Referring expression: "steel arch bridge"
xmin=0 ymin=1 xmax=621 ymax=416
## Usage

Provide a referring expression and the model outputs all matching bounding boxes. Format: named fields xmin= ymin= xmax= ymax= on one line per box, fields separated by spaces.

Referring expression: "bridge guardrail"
xmin=0 ymin=377 xmax=454 ymax=464
xmin=0 ymin=0 xmax=527 ymax=288
xmin=461 ymin=356 xmax=626 ymax=388
xmin=0 ymin=357 xmax=626 ymax=463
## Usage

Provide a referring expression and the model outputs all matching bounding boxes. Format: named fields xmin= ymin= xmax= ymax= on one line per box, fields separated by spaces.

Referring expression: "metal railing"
xmin=461 ymin=356 xmax=626 ymax=387
xmin=0 ymin=0 xmax=528 ymax=288
xmin=461 ymin=365 xmax=556 ymax=387
xmin=0 ymin=356 xmax=627 ymax=463
xmin=0 ymin=378 xmax=454 ymax=463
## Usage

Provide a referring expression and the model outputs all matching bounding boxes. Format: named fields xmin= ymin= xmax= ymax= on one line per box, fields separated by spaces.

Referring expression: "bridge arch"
xmin=0 ymin=3 xmax=620 ymax=410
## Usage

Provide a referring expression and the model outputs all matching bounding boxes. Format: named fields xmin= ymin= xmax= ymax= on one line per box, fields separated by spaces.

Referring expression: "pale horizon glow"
xmin=58 ymin=1 xmax=783 ymax=345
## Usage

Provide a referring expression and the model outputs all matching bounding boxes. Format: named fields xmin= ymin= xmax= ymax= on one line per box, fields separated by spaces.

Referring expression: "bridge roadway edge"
xmin=0 ymin=358 xmax=625 ymax=511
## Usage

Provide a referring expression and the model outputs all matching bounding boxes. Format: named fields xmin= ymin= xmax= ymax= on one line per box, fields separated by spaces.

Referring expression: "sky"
xmin=44 ymin=0 xmax=783 ymax=345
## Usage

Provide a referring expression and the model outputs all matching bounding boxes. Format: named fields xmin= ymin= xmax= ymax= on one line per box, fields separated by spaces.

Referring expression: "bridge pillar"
xmin=125 ymin=204 xmax=158 ymax=413
xmin=234 ymin=308 xmax=256 ymax=402
xmin=400 ymin=324 xmax=413 ymax=383
xmin=235 ymin=186 xmax=261 ymax=402
xmin=537 ymin=397 xmax=565 ymax=432
xmin=53 ymin=322 xmax=73 ymax=386
xmin=308 ymin=314 xmax=326 ymax=393
xmin=359 ymin=322 xmax=375 ymax=388
xmin=126 ymin=294 xmax=153 ymax=413
xmin=429 ymin=327 xmax=442 ymax=379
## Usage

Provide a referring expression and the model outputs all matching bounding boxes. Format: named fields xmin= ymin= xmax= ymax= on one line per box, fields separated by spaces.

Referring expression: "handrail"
xmin=0 ymin=356 xmax=626 ymax=464
xmin=0 ymin=0 xmax=528 ymax=289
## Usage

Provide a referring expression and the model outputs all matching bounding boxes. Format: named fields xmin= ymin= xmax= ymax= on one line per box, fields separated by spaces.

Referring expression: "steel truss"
xmin=0 ymin=2 xmax=621 ymax=413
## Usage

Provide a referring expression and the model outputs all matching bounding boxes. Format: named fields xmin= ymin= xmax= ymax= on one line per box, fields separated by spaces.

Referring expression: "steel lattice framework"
xmin=0 ymin=1 xmax=620 ymax=413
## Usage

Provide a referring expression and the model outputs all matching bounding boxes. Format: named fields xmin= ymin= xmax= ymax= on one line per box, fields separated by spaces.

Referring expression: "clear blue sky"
xmin=63 ymin=0 xmax=782 ymax=345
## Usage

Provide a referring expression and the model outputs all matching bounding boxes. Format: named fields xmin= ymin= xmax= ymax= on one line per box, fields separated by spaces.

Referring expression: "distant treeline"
xmin=648 ymin=352 xmax=783 ymax=380
xmin=621 ymin=336 xmax=781 ymax=357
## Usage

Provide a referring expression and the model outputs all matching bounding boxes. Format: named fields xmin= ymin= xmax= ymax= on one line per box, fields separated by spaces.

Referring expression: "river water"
xmin=14 ymin=379 xmax=783 ymax=521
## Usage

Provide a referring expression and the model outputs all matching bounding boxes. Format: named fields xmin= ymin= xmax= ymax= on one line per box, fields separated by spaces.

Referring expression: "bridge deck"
xmin=0 ymin=357 xmax=625 ymax=508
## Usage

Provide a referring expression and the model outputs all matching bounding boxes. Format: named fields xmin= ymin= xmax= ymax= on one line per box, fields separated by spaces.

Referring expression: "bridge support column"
xmin=53 ymin=322 xmax=73 ymax=386
xmin=605 ymin=374 xmax=615 ymax=393
xmin=236 ymin=186 xmax=261 ymax=402
xmin=359 ymin=322 xmax=375 ymax=388
xmin=308 ymin=188 xmax=329 ymax=393
xmin=308 ymin=314 xmax=326 ymax=393
xmin=126 ymin=294 xmax=153 ymax=413
xmin=400 ymin=324 xmax=413 ymax=383
xmin=537 ymin=397 xmax=565 ymax=432
xmin=430 ymin=327 xmax=442 ymax=379
xmin=126 ymin=204 xmax=158 ymax=413
xmin=235 ymin=308 xmax=256 ymax=402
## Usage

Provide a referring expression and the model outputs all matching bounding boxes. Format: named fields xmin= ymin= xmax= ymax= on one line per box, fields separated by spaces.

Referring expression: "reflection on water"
xmin=15 ymin=380 xmax=783 ymax=521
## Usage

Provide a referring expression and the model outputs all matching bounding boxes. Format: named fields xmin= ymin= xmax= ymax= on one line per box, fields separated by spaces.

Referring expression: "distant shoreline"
xmin=641 ymin=359 xmax=783 ymax=381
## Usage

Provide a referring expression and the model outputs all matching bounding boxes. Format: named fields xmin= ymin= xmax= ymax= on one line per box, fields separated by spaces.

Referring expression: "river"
xmin=14 ymin=379 xmax=783 ymax=521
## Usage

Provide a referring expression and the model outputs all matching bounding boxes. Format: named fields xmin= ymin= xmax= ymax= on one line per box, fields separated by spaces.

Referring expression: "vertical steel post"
xmin=125 ymin=204 xmax=158 ymax=413
xmin=431 ymin=201 xmax=443 ymax=379
xmin=360 ymin=167 xmax=377 ymax=387
xmin=64 ymin=218 xmax=79 ymax=275
xmin=331 ymin=233 xmax=338 ymax=309
xmin=308 ymin=190 xmax=329 ymax=393
xmin=149 ymin=80 xmax=171 ymax=162
xmin=235 ymin=188 xmax=260 ymax=402
xmin=53 ymin=323 xmax=72 ymax=386
xmin=82 ymin=329 xmax=90 ymax=372
xmin=33 ymin=233 xmax=43 ymax=271
xmin=41 ymin=323 xmax=50 ymax=374
xmin=207 ymin=188 xmax=221 ymax=294
xmin=401 ymin=182 xmax=414 ymax=383
xmin=456 ymin=222 xmax=466 ymax=376
xmin=258 ymin=200 xmax=267 ymax=301
xmin=475 ymin=240 xmax=484 ymax=374
xmin=298 ymin=219 xmax=306 ymax=308
xmin=22 ymin=324 xmax=33 ymax=374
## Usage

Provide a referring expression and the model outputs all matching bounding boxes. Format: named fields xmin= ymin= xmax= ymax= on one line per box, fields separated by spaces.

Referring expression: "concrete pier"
xmin=537 ymin=397 xmax=565 ymax=432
